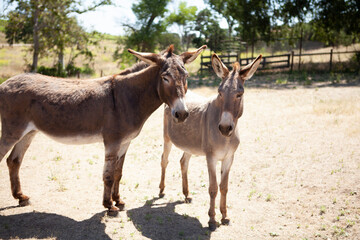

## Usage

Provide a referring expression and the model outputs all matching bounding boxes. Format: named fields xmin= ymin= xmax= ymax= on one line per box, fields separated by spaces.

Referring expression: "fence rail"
xmin=200 ymin=50 xmax=360 ymax=74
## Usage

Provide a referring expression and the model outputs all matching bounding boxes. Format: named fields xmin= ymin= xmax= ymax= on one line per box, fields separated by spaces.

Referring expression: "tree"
xmin=167 ymin=1 xmax=197 ymax=51
xmin=205 ymin=0 xmax=235 ymax=37
xmin=229 ymin=0 xmax=271 ymax=57
xmin=5 ymin=0 xmax=111 ymax=72
xmin=205 ymin=0 xmax=271 ymax=57
xmin=6 ymin=0 xmax=47 ymax=72
xmin=192 ymin=8 xmax=226 ymax=52
xmin=123 ymin=0 xmax=170 ymax=52
xmin=312 ymin=0 xmax=360 ymax=46
xmin=158 ymin=32 xmax=181 ymax=53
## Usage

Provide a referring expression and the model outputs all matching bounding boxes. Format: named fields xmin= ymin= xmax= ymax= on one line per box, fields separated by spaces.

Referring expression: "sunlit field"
xmin=1 ymin=80 xmax=359 ymax=239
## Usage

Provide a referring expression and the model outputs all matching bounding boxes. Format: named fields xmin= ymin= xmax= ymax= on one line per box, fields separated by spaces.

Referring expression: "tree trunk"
xmin=31 ymin=5 xmax=40 ymax=73
xmin=251 ymin=31 xmax=255 ymax=59
xmin=140 ymin=14 xmax=156 ymax=52
xmin=58 ymin=48 xmax=64 ymax=71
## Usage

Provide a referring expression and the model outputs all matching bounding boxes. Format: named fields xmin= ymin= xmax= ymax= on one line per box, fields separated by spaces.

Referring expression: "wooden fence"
xmin=200 ymin=50 xmax=360 ymax=74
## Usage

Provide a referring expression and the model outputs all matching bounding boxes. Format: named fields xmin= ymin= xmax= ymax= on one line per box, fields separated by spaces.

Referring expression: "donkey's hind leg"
xmin=180 ymin=152 xmax=192 ymax=203
xmin=6 ymin=131 xmax=37 ymax=206
xmin=159 ymin=135 xmax=172 ymax=198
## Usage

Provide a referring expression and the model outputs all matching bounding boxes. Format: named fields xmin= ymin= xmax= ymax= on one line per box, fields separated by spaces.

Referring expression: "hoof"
xmin=159 ymin=192 xmax=165 ymax=198
xmin=184 ymin=197 xmax=192 ymax=203
xmin=19 ymin=197 xmax=30 ymax=207
xmin=208 ymin=221 xmax=218 ymax=231
xmin=221 ymin=218 xmax=230 ymax=225
xmin=107 ymin=205 xmax=119 ymax=217
xmin=115 ymin=200 xmax=125 ymax=211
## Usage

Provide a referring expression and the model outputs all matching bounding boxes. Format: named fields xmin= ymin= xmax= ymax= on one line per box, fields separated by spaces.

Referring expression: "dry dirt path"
xmin=1 ymin=84 xmax=359 ymax=239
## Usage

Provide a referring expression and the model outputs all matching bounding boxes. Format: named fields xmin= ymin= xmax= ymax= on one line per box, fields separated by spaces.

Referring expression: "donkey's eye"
xmin=163 ymin=77 xmax=169 ymax=83
xmin=236 ymin=93 xmax=243 ymax=98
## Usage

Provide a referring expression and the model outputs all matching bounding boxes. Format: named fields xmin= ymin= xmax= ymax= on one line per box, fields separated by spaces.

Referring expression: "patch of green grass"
xmin=48 ymin=173 xmax=58 ymax=181
xmin=248 ymin=189 xmax=257 ymax=201
xmin=269 ymin=232 xmax=279 ymax=237
xmin=53 ymin=155 xmax=63 ymax=162
xmin=332 ymin=225 xmax=347 ymax=236
xmin=275 ymin=78 xmax=287 ymax=84
xmin=265 ymin=194 xmax=272 ymax=202
xmin=319 ymin=205 xmax=326 ymax=215
xmin=0 ymin=59 xmax=9 ymax=66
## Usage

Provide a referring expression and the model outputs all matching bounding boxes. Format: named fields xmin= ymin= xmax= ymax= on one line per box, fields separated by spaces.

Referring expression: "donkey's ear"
xmin=211 ymin=53 xmax=229 ymax=79
xmin=240 ymin=54 xmax=262 ymax=81
xmin=128 ymin=49 xmax=159 ymax=65
xmin=181 ymin=45 xmax=207 ymax=64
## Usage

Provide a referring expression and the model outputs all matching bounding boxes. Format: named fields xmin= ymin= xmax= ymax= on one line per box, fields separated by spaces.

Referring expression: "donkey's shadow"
xmin=127 ymin=197 xmax=211 ymax=240
xmin=0 ymin=209 xmax=111 ymax=240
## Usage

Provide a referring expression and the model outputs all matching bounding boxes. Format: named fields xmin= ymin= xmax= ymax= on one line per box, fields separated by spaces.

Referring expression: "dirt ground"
xmin=0 ymin=82 xmax=359 ymax=240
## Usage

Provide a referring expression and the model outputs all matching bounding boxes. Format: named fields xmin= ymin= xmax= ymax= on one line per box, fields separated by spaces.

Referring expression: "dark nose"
xmin=218 ymin=124 xmax=234 ymax=136
xmin=174 ymin=110 xmax=189 ymax=122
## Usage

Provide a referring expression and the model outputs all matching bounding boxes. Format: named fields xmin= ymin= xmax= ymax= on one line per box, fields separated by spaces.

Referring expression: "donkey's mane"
xmin=118 ymin=61 xmax=150 ymax=75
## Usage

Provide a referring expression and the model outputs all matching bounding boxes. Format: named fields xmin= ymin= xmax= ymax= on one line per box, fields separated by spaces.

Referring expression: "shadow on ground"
xmin=127 ymin=197 xmax=211 ymax=240
xmin=0 ymin=209 xmax=110 ymax=240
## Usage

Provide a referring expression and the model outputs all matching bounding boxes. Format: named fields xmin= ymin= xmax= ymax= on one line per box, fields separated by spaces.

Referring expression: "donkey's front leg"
xmin=206 ymin=155 xmax=218 ymax=231
xmin=219 ymin=155 xmax=234 ymax=225
xmin=111 ymin=154 xmax=125 ymax=210
xmin=180 ymin=152 xmax=192 ymax=203
xmin=103 ymin=145 xmax=121 ymax=212
xmin=6 ymin=131 xmax=37 ymax=206
xmin=159 ymin=136 xmax=172 ymax=197
xmin=111 ymin=143 xmax=130 ymax=210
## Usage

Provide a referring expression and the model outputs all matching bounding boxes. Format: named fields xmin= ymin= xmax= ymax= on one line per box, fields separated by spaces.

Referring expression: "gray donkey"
xmin=159 ymin=53 xmax=262 ymax=230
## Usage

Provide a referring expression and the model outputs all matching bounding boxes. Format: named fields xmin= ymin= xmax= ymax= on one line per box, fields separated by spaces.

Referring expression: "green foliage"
xmin=192 ymin=8 xmax=226 ymax=52
xmin=0 ymin=19 xmax=7 ymax=33
xmin=37 ymin=63 xmax=94 ymax=77
xmin=158 ymin=32 xmax=181 ymax=53
xmin=127 ymin=0 xmax=170 ymax=52
xmin=206 ymin=0 xmax=235 ymax=35
xmin=166 ymin=1 xmax=197 ymax=50
xmin=5 ymin=0 xmax=112 ymax=72
xmin=115 ymin=0 xmax=170 ymax=64
xmin=311 ymin=0 xmax=360 ymax=46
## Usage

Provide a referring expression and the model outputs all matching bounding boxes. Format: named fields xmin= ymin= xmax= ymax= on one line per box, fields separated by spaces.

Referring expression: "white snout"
xmin=218 ymin=112 xmax=235 ymax=136
xmin=171 ymin=98 xmax=189 ymax=123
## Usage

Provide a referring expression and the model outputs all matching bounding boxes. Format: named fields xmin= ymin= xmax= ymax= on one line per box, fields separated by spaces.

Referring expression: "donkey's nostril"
xmin=184 ymin=111 xmax=189 ymax=119
xmin=175 ymin=111 xmax=180 ymax=119
xmin=219 ymin=124 xmax=233 ymax=136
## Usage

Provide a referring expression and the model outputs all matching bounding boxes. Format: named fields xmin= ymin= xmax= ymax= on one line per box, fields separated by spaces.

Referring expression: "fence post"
xmin=262 ymin=57 xmax=266 ymax=69
xmin=200 ymin=54 xmax=203 ymax=75
xmin=100 ymin=70 xmax=103 ymax=77
xmin=291 ymin=51 xmax=294 ymax=72
xmin=298 ymin=28 xmax=303 ymax=70
xmin=329 ymin=49 xmax=333 ymax=72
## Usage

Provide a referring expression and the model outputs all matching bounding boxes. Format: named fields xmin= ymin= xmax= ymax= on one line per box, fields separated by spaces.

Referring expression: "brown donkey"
xmin=0 ymin=45 xmax=206 ymax=212
xmin=159 ymin=53 xmax=262 ymax=230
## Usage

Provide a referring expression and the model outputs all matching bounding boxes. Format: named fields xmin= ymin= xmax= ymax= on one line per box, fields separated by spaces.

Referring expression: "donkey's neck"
xmin=115 ymin=66 xmax=163 ymax=122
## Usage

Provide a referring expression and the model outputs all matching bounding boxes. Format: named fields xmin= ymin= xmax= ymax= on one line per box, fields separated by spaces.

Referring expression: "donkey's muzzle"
xmin=174 ymin=110 xmax=189 ymax=123
xmin=218 ymin=124 xmax=234 ymax=137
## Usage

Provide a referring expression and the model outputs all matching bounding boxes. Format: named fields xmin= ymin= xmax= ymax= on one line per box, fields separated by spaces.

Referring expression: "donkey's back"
xmin=164 ymin=90 xmax=212 ymax=156
xmin=0 ymin=73 xmax=111 ymax=107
